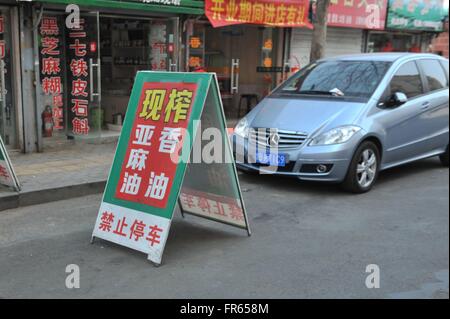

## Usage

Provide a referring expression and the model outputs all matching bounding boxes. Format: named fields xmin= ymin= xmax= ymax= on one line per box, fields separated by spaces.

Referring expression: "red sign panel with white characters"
xmin=327 ymin=0 xmax=388 ymax=30
xmin=205 ymin=0 xmax=312 ymax=28
xmin=115 ymin=82 xmax=198 ymax=209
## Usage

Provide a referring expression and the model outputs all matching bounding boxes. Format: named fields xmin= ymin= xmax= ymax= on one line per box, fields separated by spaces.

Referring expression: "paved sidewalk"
xmin=0 ymin=118 xmax=238 ymax=211
xmin=0 ymin=141 xmax=115 ymax=211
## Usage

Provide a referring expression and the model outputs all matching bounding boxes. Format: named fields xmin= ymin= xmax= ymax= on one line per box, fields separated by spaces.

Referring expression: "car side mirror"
xmin=383 ymin=92 xmax=408 ymax=108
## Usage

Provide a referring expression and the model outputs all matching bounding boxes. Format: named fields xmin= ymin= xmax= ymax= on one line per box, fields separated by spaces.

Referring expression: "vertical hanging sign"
xmin=0 ymin=135 xmax=20 ymax=191
xmin=67 ymin=18 xmax=90 ymax=135
xmin=92 ymin=72 xmax=250 ymax=265
xmin=39 ymin=16 xmax=65 ymax=131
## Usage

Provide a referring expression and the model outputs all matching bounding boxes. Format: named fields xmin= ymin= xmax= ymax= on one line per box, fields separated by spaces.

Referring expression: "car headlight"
xmin=234 ymin=118 xmax=250 ymax=138
xmin=309 ymin=125 xmax=361 ymax=146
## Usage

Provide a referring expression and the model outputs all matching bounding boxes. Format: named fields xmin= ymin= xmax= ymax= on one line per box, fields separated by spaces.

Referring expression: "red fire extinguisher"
xmin=42 ymin=105 xmax=53 ymax=138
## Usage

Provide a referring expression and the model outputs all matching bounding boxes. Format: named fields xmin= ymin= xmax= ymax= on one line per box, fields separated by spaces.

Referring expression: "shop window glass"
xmin=390 ymin=62 xmax=423 ymax=99
xmin=418 ymin=59 xmax=447 ymax=91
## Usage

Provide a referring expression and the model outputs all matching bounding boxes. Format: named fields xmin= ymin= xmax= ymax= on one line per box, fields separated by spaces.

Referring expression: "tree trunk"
xmin=310 ymin=0 xmax=331 ymax=63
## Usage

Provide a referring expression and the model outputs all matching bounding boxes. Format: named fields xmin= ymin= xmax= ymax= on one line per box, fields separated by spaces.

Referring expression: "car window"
xmin=439 ymin=59 xmax=449 ymax=87
xmin=390 ymin=61 xmax=423 ymax=99
xmin=418 ymin=59 xmax=448 ymax=91
xmin=275 ymin=61 xmax=391 ymax=99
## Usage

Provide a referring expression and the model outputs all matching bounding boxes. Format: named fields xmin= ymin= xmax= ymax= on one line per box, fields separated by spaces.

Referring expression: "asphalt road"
xmin=0 ymin=157 xmax=448 ymax=298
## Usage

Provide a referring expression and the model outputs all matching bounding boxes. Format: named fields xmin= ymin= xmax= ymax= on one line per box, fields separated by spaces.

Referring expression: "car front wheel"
xmin=342 ymin=141 xmax=380 ymax=193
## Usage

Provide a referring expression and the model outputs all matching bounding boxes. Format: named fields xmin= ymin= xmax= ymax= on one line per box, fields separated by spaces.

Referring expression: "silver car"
xmin=233 ymin=53 xmax=449 ymax=193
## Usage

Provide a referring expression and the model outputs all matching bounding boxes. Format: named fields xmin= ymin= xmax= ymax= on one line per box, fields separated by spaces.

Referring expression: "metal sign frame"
xmin=0 ymin=134 xmax=21 ymax=192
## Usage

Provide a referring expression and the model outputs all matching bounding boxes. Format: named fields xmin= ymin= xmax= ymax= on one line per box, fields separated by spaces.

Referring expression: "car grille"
xmin=249 ymin=128 xmax=308 ymax=149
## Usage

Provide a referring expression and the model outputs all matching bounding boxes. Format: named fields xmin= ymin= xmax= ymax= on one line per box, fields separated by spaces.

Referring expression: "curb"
xmin=0 ymin=180 xmax=106 ymax=212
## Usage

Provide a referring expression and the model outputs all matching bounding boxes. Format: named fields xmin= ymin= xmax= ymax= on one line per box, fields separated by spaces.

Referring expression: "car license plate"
xmin=256 ymin=151 xmax=286 ymax=167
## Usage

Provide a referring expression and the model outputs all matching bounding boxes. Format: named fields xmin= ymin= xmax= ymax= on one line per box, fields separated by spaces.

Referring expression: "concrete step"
xmin=0 ymin=180 xmax=106 ymax=212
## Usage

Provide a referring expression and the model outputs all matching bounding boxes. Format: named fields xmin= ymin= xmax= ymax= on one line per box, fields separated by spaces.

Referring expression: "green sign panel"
xmin=387 ymin=0 xmax=447 ymax=31
xmin=92 ymin=72 xmax=250 ymax=265
xmin=0 ymin=135 xmax=20 ymax=191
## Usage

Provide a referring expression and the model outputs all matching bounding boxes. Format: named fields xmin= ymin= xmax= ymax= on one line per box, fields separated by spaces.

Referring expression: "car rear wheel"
xmin=439 ymin=145 xmax=449 ymax=167
xmin=342 ymin=141 xmax=380 ymax=193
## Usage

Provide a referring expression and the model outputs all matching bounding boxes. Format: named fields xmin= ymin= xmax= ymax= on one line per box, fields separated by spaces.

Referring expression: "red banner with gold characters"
xmin=205 ymin=0 xmax=313 ymax=28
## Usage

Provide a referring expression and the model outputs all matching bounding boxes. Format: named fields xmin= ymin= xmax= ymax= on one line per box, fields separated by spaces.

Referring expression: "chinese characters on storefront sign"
xmin=115 ymin=82 xmax=197 ymax=209
xmin=328 ymin=0 xmax=388 ymax=29
xmin=188 ymin=36 xmax=203 ymax=69
xmin=67 ymin=18 xmax=90 ymax=135
xmin=40 ymin=17 xmax=64 ymax=130
xmin=205 ymin=0 xmax=312 ymax=28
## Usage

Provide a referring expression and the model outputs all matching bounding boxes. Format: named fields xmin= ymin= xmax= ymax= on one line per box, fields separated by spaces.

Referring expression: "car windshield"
xmin=276 ymin=60 xmax=391 ymax=99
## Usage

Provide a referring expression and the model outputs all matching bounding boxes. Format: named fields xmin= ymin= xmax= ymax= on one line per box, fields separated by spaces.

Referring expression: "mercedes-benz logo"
xmin=268 ymin=132 xmax=280 ymax=147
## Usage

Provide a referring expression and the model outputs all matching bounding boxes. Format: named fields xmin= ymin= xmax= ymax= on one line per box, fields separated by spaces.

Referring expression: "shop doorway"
xmin=186 ymin=21 xmax=287 ymax=120
xmin=99 ymin=15 xmax=179 ymax=135
xmin=0 ymin=6 xmax=18 ymax=149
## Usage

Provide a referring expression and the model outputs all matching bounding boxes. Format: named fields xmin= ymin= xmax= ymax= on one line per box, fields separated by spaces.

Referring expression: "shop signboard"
xmin=327 ymin=0 xmax=388 ymax=30
xmin=66 ymin=16 xmax=97 ymax=136
xmin=92 ymin=71 xmax=250 ymax=265
xmin=205 ymin=0 xmax=312 ymax=28
xmin=0 ymin=135 xmax=20 ymax=191
xmin=38 ymin=16 xmax=65 ymax=131
xmin=386 ymin=0 xmax=447 ymax=31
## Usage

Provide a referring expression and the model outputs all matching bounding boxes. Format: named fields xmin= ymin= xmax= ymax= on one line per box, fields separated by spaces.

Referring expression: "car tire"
xmin=439 ymin=145 xmax=449 ymax=167
xmin=342 ymin=141 xmax=381 ymax=194
xmin=240 ymin=168 xmax=258 ymax=175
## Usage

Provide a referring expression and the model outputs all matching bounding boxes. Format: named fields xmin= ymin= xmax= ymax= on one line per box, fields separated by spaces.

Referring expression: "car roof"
xmin=319 ymin=53 xmax=447 ymax=63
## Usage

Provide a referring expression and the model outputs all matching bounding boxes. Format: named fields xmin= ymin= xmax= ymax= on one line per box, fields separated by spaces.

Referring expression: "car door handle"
xmin=421 ymin=102 xmax=430 ymax=109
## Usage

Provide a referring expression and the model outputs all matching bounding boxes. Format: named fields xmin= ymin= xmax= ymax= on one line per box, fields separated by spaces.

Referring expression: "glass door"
xmin=0 ymin=6 xmax=17 ymax=148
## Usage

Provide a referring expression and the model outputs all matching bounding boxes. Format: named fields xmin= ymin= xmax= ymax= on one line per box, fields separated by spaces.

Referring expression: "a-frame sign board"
xmin=92 ymin=72 xmax=250 ymax=265
xmin=0 ymin=135 xmax=21 ymax=192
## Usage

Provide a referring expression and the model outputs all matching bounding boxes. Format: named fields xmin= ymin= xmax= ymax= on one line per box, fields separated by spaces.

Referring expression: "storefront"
xmin=31 ymin=0 xmax=203 ymax=149
xmin=185 ymin=0 xmax=311 ymax=119
xmin=367 ymin=0 xmax=447 ymax=53
xmin=365 ymin=30 xmax=435 ymax=52
xmin=290 ymin=0 xmax=388 ymax=67
xmin=26 ymin=0 xmax=311 ymax=149
xmin=0 ymin=2 xmax=21 ymax=150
